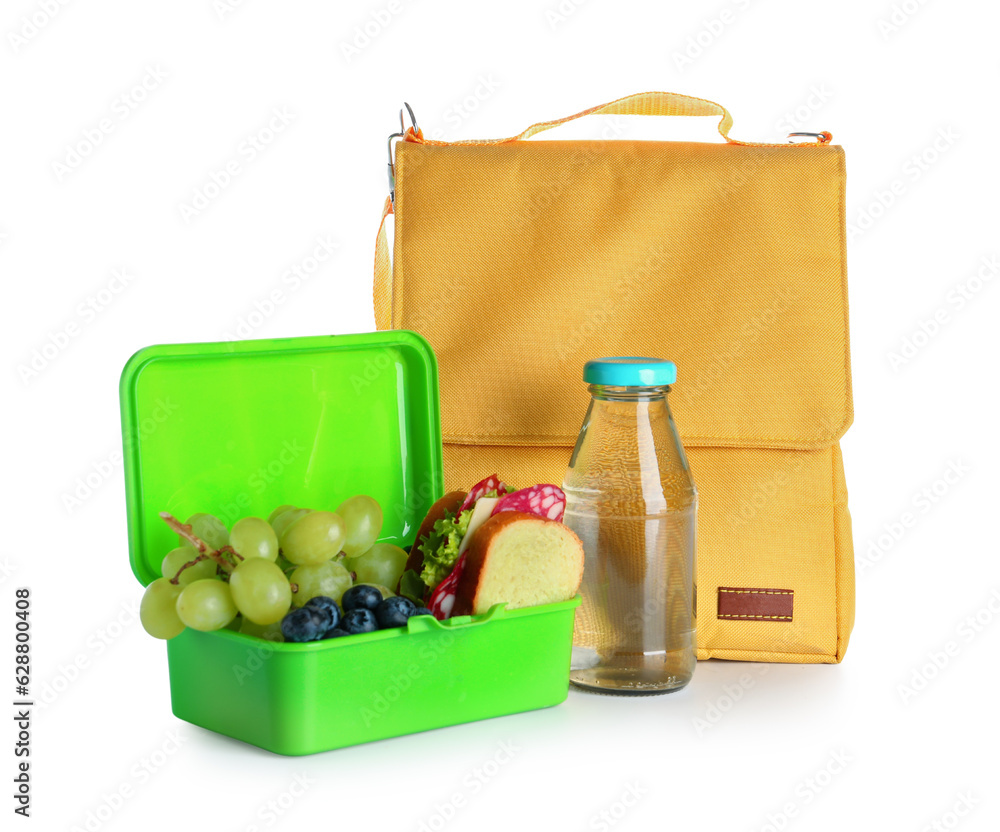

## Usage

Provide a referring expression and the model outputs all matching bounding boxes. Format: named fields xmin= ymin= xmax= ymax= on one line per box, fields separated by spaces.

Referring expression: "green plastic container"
xmin=121 ymin=331 xmax=579 ymax=755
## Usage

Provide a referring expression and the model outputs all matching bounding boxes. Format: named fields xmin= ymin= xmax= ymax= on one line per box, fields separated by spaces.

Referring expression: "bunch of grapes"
xmin=139 ymin=495 xmax=411 ymax=643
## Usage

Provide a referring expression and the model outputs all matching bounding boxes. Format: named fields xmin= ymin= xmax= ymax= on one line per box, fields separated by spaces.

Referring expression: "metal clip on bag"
xmin=373 ymin=91 xmax=854 ymax=663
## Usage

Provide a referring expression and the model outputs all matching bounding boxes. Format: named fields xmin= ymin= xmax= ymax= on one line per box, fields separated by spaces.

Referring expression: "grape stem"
xmin=217 ymin=544 xmax=244 ymax=562
xmin=168 ymin=552 xmax=210 ymax=585
xmin=159 ymin=512 xmax=235 ymax=574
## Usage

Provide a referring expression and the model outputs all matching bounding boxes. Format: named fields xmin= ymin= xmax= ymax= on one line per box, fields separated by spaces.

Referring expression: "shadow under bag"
xmin=374 ymin=91 xmax=855 ymax=663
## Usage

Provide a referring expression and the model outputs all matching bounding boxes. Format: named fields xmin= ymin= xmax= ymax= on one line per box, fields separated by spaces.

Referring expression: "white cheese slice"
xmin=457 ymin=497 xmax=500 ymax=556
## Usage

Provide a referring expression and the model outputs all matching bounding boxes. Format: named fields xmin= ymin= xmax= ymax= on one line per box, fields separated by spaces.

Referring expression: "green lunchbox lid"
xmin=119 ymin=331 xmax=444 ymax=585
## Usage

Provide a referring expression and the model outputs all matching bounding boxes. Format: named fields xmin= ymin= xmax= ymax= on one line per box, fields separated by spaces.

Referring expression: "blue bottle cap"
xmin=583 ymin=357 xmax=677 ymax=387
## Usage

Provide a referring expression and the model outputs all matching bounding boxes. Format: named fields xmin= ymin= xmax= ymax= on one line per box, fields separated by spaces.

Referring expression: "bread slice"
xmin=454 ymin=511 xmax=584 ymax=616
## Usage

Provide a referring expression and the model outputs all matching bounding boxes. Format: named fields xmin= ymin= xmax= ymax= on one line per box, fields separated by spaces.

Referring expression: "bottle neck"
xmin=588 ymin=384 xmax=670 ymax=402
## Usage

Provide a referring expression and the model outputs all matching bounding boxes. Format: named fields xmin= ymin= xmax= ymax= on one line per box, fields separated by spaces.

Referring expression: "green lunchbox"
xmin=120 ymin=330 xmax=579 ymax=756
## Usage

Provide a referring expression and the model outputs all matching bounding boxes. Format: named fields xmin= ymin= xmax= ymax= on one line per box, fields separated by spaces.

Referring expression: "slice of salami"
xmin=427 ymin=554 xmax=466 ymax=620
xmin=490 ymin=484 xmax=566 ymax=523
xmin=457 ymin=474 xmax=508 ymax=514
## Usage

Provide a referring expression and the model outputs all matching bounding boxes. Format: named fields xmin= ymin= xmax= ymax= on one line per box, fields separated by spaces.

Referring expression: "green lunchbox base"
xmin=167 ymin=597 xmax=580 ymax=756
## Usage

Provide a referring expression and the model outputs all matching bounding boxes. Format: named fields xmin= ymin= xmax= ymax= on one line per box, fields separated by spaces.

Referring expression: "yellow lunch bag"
xmin=374 ymin=91 xmax=854 ymax=663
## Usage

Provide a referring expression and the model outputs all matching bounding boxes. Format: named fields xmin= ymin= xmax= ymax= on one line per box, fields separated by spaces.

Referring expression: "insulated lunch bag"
xmin=374 ymin=91 xmax=855 ymax=663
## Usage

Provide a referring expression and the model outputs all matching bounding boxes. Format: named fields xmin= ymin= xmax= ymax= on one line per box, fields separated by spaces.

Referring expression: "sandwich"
xmin=400 ymin=475 xmax=584 ymax=619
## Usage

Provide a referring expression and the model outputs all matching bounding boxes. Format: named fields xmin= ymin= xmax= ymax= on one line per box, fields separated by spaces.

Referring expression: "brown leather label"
xmin=717 ymin=587 xmax=793 ymax=621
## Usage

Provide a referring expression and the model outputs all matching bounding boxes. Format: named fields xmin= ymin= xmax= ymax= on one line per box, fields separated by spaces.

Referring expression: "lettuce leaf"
xmin=398 ymin=569 xmax=428 ymax=604
xmin=418 ymin=508 xmax=473 ymax=590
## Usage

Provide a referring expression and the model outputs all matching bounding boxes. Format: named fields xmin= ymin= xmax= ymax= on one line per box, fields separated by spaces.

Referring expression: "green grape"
xmin=290 ymin=560 xmax=352 ymax=606
xmin=180 ymin=513 xmax=229 ymax=550
xmin=140 ymin=578 xmax=185 ymax=640
xmin=271 ymin=507 xmax=309 ymax=540
xmin=281 ymin=510 xmax=346 ymax=565
xmin=176 ymin=579 xmax=238 ymax=631
xmin=230 ymin=517 xmax=279 ymax=562
xmin=239 ymin=618 xmax=284 ymax=642
xmin=267 ymin=504 xmax=296 ymax=524
xmin=161 ymin=546 xmax=216 ymax=585
xmin=229 ymin=559 xmax=292 ymax=625
xmin=346 ymin=543 xmax=408 ymax=589
xmin=336 ymin=495 xmax=384 ymax=558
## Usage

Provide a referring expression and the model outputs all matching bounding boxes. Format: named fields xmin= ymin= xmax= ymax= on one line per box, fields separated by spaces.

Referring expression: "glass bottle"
xmin=563 ymin=357 xmax=697 ymax=694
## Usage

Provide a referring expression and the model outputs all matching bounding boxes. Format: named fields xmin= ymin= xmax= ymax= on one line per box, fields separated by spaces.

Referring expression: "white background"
xmin=3 ymin=0 xmax=999 ymax=830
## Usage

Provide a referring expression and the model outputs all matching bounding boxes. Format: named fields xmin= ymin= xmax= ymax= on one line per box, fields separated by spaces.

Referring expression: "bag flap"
xmin=392 ymin=139 xmax=851 ymax=450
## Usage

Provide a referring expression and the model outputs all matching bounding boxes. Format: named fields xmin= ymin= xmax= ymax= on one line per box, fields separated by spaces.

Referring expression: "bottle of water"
xmin=563 ymin=357 xmax=696 ymax=694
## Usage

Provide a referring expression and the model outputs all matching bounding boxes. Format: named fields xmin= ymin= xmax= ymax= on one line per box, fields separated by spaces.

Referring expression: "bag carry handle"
xmin=408 ymin=91 xmax=831 ymax=148
xmin=409 ymin=91 xmax=743 ymax=146
xmin=513 ymin=90 xmax=736 ymax=143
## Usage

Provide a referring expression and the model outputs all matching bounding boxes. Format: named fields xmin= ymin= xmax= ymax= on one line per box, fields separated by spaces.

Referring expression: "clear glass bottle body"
xmin=563 ymin=384 xmax=696 ymax=694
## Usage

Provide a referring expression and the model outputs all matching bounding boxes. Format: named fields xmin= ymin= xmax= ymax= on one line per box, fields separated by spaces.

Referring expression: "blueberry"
xmin=342 ymin=584 xmax=383 ymax=612
xmin=340 ymin=608 xmax=378 ymax=635
xmin=412 ymin=607 xmax=433 ymax=618
xmin=321 ymin=628 xmax=351 ymax=640
xmin=305 ymin=595 xmax=341 ymax=631
xmin=375 ymin=596 xmax=417 ymax=629
xmin=281 ymin=607 xmax=325 ymax=643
